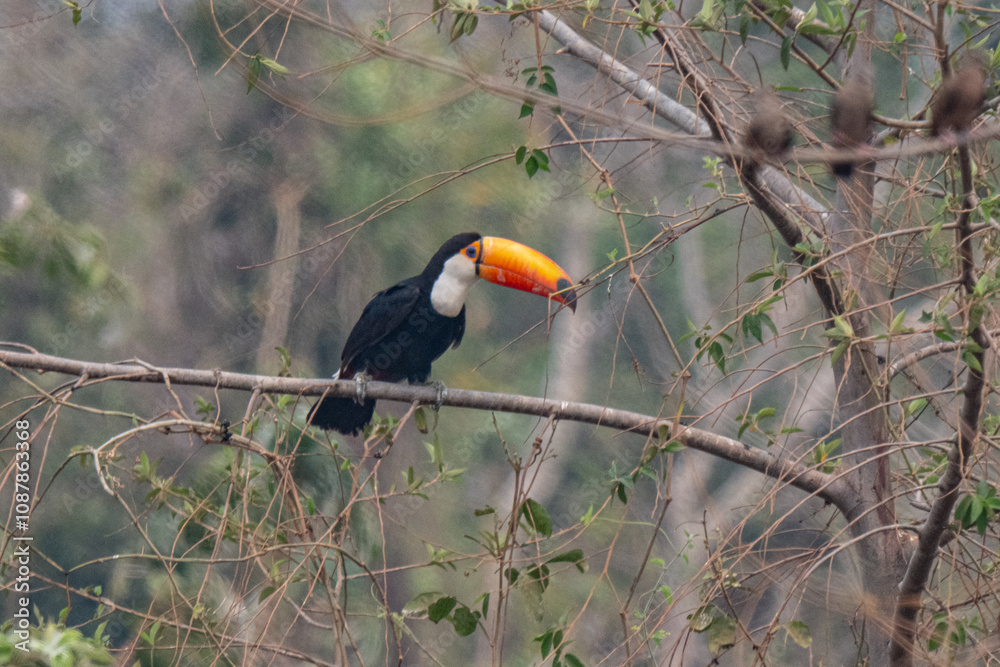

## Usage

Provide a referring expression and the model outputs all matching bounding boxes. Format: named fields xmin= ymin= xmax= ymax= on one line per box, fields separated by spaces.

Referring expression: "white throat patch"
xmin=430 ymin=254 xmax=479 ymax=317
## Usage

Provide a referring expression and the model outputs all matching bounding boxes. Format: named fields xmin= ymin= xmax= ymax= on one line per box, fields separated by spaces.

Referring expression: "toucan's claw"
xmin=433 ymin=381 xmax=447 ymax=412
xmin=354 ymin=372 xmax=370 ymax=404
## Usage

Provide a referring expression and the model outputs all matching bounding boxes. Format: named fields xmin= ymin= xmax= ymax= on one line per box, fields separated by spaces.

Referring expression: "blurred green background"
xmin=0 ymin=2 xmax=859 ymax=664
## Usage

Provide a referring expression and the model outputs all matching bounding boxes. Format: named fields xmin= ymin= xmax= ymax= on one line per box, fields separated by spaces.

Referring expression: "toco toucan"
xmin=308 ymin=232 xmax=577 ymax=434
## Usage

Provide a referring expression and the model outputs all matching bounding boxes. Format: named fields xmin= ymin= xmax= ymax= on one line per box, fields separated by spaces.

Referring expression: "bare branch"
xmin=889 ymin=116 xmax=991 ymax=666
xmin=0 ymin=348 xmax=841 ymax=503
xmin=535 ymin=9 xmax=828 ymax=227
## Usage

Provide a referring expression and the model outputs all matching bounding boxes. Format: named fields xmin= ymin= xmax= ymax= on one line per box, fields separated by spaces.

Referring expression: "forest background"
xmin=3 ymin=0 xmax=1000 ymax=665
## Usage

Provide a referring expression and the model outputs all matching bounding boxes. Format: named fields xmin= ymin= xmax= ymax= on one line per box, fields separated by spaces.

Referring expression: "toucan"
xmin=308 ymin=232 xmax=577 ymax=434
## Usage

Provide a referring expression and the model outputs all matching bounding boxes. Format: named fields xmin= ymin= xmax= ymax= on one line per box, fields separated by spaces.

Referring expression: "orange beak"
xmin=472 ymin=237 xmax=577 ymax=311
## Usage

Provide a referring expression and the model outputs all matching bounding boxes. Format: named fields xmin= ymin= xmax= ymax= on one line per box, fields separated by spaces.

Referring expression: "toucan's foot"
xmin=432 ymin=381 xmax=447 ymax=412
xmin=354 ymin=372 xmax=370 ymax=404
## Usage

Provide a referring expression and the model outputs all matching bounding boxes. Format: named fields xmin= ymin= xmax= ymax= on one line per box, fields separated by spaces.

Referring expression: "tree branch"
xmin=535 ymin=9 xmax=828 ymax=229
xmin=536 ymin=10 xmax=708 ymax=138
xmin=0 ymin=348 xmax=842 ymax=503
xmin=889 ymin=126 xmax=990 ymax=666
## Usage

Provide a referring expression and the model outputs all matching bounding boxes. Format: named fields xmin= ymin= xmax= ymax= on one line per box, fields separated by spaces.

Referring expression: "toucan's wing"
xmin=340 ymin=281 xmax=422 ymax=376
xmin=452 ymin=305 xmax=466 ymax=349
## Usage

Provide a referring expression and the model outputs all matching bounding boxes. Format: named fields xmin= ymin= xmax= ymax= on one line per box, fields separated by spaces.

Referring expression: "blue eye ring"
xmin=465 ymin=245 xmax=477 ymax=258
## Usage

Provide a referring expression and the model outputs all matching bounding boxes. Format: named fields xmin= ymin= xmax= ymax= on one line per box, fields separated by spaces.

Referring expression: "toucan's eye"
xmin=465 ymin=245 xmax=477 ymax=258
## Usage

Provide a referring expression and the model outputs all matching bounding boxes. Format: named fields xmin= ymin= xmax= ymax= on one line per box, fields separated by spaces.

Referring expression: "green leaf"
xmin=830 ymin=339 xmax=849 ymax=365
xmin=519 ymin=101 xmax=535 ymax=118
xmin=833 ymin=314 xmax=854 ymax=338
xmin=889 ymin=309 xmax=907 ymax=335
xmin=697 ymin=0 xmax=721 ymax=27
xmin=587 ymin=186 xmax=617 ymax=204
xmin=759 ymin=312 xmax=778 ymax=338
xmin=247 ymin=55 xmax=263 ymax=94
xmin=662 ymin=439 xmax=685 ymax=453
xmin=929 ymin=616 xmax=948 ymax=651
xmin=521 ymin=498 xmax=553 ymax=537
xmin=688 ymin=605 xmax=715 ymax=632
xmin=963 ymin=349 xmax=983 ymax=373
xmin=563 ymin=654 xmax=584 ymax=667
xmin=660 ymin=585 xmax=673 ymax=604
xmin=904 ymin=398 xmax=927 ymax=417
xmin=780 ymin=35 xmax=792 ymax=70
xmin=428 ymin=596 xmax=457 ymax=623
xmin=706 ymin=614 xmax=737 ymax=653
xmin=616 ymin=481 xmax=628 ymax=503
xmin=525 ymin=155 xmax=539 ymax=178
xmin=372 ymin=18 xmax=392 ymax=41
xmin=976 ymin=508 xmax=990 ymax=535
xmin=537 ymin=628 xmax=555 ymax=657
xmin=146 ymin=621 xmax=161 ymax=645
xmin=464 ymin=14 xmax=478 ymax=36
xmin=711 ymin=341 xmax=726 ymax=372
xmin=413 ymin=407 xmax=428 ymax=433
xmin=739 ymin=12 xmax=751 ymax=44
xmin=742 ymin=312 xmax=763 ymax=344
xmin=798 ymin=3 xmax=817 ymax=26
xmin=547 ymin=548 xmax=586 ymax=572
xmin=539 ymin=73 xmax=558 ymax=95
xmin=449 ymin=13 xmax=467 ymax=42
xmin=452 ymin=607 xmax=478 ymax=636
xmin=194 ymin=395 xmax=216 ymax=418
xmin=425 ymin=434 xmax=444 ymax=471
xmin=531 ymin=149 xmax=550 ymax=172
xmin=955 ymin=495 xmax=972 ymax=525
xmin=514 ymin=145 xmax=527 ymax=164
xmin=784 ymin=620 xmax=812 ymax=648
xmin=260 ymin=58 xmax=289 ymax=76
xmin=817 ymin=0 xmax=837 ymax=26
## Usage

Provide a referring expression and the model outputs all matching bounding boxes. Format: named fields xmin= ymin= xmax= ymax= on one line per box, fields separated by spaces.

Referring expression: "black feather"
xmin=308 ymin=233 xmax=479 ymax=434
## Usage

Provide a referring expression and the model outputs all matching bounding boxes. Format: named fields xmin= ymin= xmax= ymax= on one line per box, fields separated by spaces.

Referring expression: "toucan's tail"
xmin=308 ymin=395 xmax=376 ymax=435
